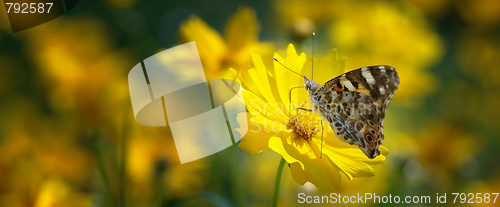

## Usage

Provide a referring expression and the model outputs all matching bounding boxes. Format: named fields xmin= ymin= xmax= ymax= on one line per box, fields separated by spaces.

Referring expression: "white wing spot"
xmin=379 ymin=87 xmax=386 ymax=95
xmin=378 ymin=66 xmax=385 ymax=69
xmin=385 ymin=84 xmax=389 ymax=89
xmin=362 ymin=69 xmax=376 ymax=85
xmin=342 ymin=80 xmax=356 ymax=91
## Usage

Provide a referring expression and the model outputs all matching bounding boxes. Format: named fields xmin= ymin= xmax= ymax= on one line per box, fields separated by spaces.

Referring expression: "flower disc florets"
xmin=286 ymin=110 xmax=321 ymax=140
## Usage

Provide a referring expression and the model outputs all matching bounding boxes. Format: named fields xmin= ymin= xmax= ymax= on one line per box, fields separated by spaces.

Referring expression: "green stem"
xmin=272 ymin=158 xmax=286 ymax=207
xmin=92 ymin=128 xmax=118 ymax=207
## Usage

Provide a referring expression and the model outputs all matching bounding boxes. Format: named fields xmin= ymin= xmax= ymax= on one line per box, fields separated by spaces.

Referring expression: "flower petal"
xmin=312 ymin=132 xmax=386 ymax=180
xmin=243 ymin=90 xmax=289 ymax=124
xmin=273 ymin=44 xmax=308 ymax=112
xmin=238 ymin=113 xmax=274 ymax=154
xmin=178 ymin=15 xmax=227 ymax=77
xmin=301 ymin=48 xmax=347 ymax=86
xmin=248 ymin=53 xmax=280 ymax=105
xmin=269 ymin=132 xmax=341 ymax=189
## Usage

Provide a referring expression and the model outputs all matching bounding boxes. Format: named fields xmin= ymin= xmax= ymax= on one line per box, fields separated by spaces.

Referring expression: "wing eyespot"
xmin=366 ymin=135 xmax=373 ymax=142
xmin=368 ymin=120 xmax=375 ymax=126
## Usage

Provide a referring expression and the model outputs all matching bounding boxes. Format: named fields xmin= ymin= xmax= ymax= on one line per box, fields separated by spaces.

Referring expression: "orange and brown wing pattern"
xmin=311 ymin=66 xmax=399 ymax=158
xmin=317 ymin=65 xmax=399 ymax=107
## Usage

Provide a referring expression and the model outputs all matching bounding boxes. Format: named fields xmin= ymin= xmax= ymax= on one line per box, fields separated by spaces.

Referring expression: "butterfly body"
xmin=303 ymin=65 xmax=399 ymax=159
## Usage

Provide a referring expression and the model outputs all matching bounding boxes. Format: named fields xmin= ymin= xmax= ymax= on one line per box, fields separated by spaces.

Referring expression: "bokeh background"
xmin=1 ymin=0 xmax=500 ymax=206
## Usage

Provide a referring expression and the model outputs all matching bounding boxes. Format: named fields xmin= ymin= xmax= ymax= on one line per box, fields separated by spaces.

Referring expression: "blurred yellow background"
xmin=0 ymin=0 xmax=499 ymax=206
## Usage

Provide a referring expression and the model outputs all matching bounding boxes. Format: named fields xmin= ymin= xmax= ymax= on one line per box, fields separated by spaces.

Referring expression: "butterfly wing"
xmin=311 ymin=66 xmax=399 ymax=158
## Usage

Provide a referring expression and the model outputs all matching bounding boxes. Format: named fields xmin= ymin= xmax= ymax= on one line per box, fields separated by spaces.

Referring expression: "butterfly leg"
xmin=288 ymin=86 xmax=305 ymax=116
xmin=297 ymin=107 xmax=312 ymax=112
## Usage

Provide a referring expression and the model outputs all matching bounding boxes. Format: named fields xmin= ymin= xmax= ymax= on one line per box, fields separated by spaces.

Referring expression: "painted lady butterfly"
xmin=302 ymin=65 xmax=399 ymax=158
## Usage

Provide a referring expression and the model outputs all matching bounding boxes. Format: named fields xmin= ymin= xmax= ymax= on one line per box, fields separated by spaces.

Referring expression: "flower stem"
xmin=272 ymin=158 xmax=286 ymax=207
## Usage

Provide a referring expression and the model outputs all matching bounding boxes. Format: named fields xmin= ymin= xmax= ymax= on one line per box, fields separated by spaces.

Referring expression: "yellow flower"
xmin=273 ymin=0 xmax=349 ymax=38
xmin=238 ymin=44 xmax=388 ymax=189
xmin=406 ymin=0 xmax=451 ymax=17
xmin=34 ymin=177 xmax=93 ymax=207
xmin=127 ymin=127 xmax=208 ymax=199
xmin=178 ymin=7 xmax=274 ymax=79
xmin=29 ymin=17 xmax=132 ymax=124
xmin=456 ymin=0 xmax=500 ymax=28
xmin=329 ymin=1 xmax=443 ymax=107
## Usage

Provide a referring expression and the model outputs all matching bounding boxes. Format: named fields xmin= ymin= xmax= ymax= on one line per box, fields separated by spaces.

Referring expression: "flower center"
xmin=286 ymin=110 xmax=321 ymax=140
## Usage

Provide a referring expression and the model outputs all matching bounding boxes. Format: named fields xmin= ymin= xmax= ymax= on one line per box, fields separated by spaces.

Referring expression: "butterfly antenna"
xmin=312 ymin=32 xmax=315 ymax=80
xmin=273 ymin=57 xmax=304 ymax=77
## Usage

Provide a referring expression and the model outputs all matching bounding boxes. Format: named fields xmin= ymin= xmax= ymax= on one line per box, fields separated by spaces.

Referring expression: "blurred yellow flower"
xmin=407 ymin=0 xmax=451 ymax=17
xmin=329 ymin=1 xmax=443 ymax=107
xmin=178 ymin=7 xmax=274 ymax=79
xmin=127 ymin=126 xmax=208 ymax=201
xmin=273 ymin=0 xmax=349 ymax=38
xmin=238 ymin=44 xmax=387 ymax=189
xmin=456 ymin=0 xmax=500 ymax=28
xmin=34 ymin=178 xmax=93 ymax=207
xmin=458 ymin=32 xmax=500 ymax=88
xmin=392 ymin=123 xmax=481 ymax=188
xmin=469 ymin=179 xmax=500 ymax=207
xmin=455 ymin=32 xmax=500 ymax=128
xmin=29 ymin=17 xmax=132 ymax=124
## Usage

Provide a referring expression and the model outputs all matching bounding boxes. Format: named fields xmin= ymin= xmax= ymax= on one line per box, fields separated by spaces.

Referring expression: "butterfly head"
xmin=304 ymin=76 xmax=320 ymax=92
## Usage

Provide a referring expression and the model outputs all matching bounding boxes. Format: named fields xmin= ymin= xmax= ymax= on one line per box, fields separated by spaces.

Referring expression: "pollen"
xmin=286 ymin=110 xmax=321 ymax=140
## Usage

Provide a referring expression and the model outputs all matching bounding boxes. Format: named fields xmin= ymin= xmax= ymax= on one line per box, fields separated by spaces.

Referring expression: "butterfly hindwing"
xmin=314 ymin=90 xmax=383 ymax=158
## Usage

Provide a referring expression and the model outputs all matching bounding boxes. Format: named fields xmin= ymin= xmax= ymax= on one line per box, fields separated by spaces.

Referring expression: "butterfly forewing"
xmin=308 ymin=65 xmax=399 ymax=159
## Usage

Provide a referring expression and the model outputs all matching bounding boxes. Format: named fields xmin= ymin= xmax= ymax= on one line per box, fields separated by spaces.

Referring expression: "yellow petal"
xmin=301 ymin=48 xmax=347 ymax=86
xmin=289 ymin=162 xmax=331 ymax=189
xmin=178 ymin=15 xmax=227 ymax=76
xmin=238 ymin=113 xmax=274 ymax=154
xmin=273 ymin=44 xmax=308 ymax=113
xmin=312 ymin=132 xmax=386 ymax=180
xmin=269 ymin=133 xmax=341 ymax=189
xmin=248 ymin=53 xmax=280 ymax=105
xmin=243 ymin=90 xmax=288 ymax=124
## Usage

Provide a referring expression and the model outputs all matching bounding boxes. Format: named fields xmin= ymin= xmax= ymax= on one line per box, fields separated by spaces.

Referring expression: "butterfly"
xmin=301 ymin=65 xmax=400 ymax=159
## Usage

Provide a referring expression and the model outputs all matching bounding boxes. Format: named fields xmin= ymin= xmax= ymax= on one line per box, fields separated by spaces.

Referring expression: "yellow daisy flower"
xmin=178 ymin=7 xmax=274 ymax=79
xmin=237 ymin=44 xmax=388 ymax=189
